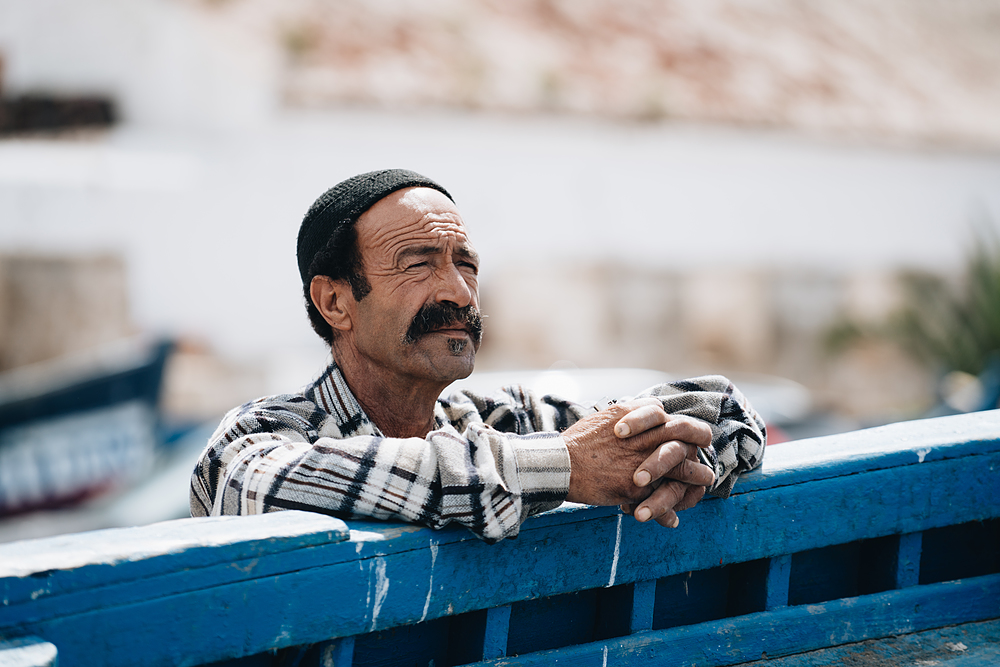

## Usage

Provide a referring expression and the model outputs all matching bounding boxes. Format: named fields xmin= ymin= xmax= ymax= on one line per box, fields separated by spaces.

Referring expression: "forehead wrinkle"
xmin=355 ymin=187 xmax=473 ymax=270
xmin=377 ymin=221 xmax=468 ymax=261
xmin=360 ymin=220 xmax=473 ymax=274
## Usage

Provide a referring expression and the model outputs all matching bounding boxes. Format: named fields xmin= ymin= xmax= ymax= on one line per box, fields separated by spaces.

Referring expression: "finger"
xmin=660 ymin=416 xmax=714 ymax=448
xmin=620 ymin=503 xmax=634 ymax=515
xmin=625 ymin=416 xmax=714 ymax=455
xmin=633 ymin=440 xmax=688 ymax=487
xmin=655 ymin=485 xmax=706 ymax=527
xmin=673 ymin=484 xmax=706 ymax=513
xmin=634 ymin=442 xmax=715 ymax=488
xmin=614 ymin=404 xmax=668 ymax=438
xmin=632 ymin=480 xmax=688 ymax=525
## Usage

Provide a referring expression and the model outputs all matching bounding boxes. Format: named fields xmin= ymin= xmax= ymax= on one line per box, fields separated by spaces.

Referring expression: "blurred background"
xmin=1 ymin=0 xmax=999 ymax=541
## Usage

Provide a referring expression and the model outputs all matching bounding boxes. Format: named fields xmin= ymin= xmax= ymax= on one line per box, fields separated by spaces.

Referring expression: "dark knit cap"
xmin=296 ymin=169 xmax=453 ymax=285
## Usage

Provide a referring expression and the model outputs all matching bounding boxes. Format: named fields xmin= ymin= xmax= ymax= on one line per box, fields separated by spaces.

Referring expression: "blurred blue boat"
xmin=0 ymin=338 xmax=171 ymax=517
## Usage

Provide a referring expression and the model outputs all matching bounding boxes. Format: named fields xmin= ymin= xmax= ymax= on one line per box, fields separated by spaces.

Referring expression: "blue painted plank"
xmin=475 ymin=573 xmax=1000 ymax=666
xmin=896 ymin=531 xmax=922 ymax=589
xmin=730 ymin=617 xmax=1000 ymax=666
xmin=0 ymin=512 xmax=348 ymax=605
xmin=630 ymin=580 xmax=655 ymax=633
xmin=736 ymin=410 xmax=1000 ymax=493
xmin=483 ymin=605 xmax=511 ymax=659
xmin=764 ymin=555 xmax=790 ymax=610
xmin=0 ymin=636 xmax=58 ymax=667
xmin=0 ymin=522 xmax=405 ymax=628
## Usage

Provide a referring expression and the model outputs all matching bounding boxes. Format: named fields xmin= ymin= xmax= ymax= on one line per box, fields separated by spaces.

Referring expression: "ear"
xmin=310 ymin=275 xmax=355 ymax=333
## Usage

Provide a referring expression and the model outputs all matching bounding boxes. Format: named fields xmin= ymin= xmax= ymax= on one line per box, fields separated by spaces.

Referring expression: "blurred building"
xmin=0 ymin=0 xmax=279 ymax=130
xmin=271 ymin=0 xmax=1000 ymax=149
xmin=1 ymin=0 xmax=999 ymax=429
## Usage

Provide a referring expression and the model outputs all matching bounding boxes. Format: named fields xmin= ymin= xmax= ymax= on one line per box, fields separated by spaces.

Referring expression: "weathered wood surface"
xmin=0 ymin=410 xmax=997 ymax=666
xmin=476 ymin=574 xmax=1000 ymax=666
xmin=732 ymin=618 xmax=1000 ymax=667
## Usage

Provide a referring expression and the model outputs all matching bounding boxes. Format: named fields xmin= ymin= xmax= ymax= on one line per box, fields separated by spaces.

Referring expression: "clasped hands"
xmin=563 ymin=397 xmax=715 ymax=528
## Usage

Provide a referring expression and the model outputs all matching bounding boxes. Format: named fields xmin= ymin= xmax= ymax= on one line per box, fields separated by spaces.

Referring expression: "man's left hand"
xmin=613 ymin=405 xmax=714 ymax=527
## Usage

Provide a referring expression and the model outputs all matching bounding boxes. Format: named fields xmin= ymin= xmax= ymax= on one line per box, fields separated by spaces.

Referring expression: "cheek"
xmin=357 ymin=294 xmax=406 ymax=332
xmin=368 ymin=289 xmax=426 ymax=329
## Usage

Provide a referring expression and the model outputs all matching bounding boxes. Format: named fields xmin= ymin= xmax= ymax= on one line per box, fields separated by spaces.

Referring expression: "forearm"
xmin=191 ymin=423 xmax=570 ymax=543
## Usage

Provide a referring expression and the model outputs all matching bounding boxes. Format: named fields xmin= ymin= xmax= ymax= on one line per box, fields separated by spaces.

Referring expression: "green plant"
xmin=890 ymin=225 xmax=1000 ymax=375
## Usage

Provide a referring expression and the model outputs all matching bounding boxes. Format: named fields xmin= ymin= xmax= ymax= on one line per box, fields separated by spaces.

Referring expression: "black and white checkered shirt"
xmin=190 ymin=358 xmax=765 ymax=542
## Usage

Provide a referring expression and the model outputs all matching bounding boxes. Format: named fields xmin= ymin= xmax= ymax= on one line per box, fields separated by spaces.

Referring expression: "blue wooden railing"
xmin=1 ymin=411 xmax=998 ymax=666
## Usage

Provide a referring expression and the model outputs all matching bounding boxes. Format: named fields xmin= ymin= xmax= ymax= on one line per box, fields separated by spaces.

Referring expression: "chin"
xmin=410 ymin=334 xmax=477 ymax=383
xmin=454 ymin=359 xmax=475 ymax=380
xmin=438 ymin=347 xmax=476 ymax=383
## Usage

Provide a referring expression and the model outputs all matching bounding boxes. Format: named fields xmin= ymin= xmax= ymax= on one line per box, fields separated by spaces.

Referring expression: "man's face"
xmin=342 ymin=187 xmax=482 ymax=387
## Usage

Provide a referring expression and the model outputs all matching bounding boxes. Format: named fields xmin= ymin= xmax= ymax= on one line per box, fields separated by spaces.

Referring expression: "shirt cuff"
xmin=510 ymin=432 xmax=572 ymax=515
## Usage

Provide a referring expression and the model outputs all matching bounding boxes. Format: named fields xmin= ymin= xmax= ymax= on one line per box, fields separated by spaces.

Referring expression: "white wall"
xmin=0 ymin=0 xmax=279 ymax=129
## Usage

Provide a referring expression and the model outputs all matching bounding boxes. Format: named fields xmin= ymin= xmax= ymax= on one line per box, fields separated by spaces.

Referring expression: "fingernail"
xmin=615 ymin=423 xmax=631 ymax=437
xmin=636 ymin=507 xmax=651 ymax=522
xmin=670 ymin=515 xmax=680 ymax=528
xmin=635 ymin=470 xmax=651 ymax=487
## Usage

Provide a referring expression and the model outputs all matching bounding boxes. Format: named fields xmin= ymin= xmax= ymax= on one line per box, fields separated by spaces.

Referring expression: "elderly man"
xmin=190 ymin=169 xmax=765 ymax=542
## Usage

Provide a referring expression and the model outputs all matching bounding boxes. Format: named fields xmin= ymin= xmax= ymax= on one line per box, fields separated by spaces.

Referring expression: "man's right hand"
xmin=563 ymin=398 xmax=714 ymax=527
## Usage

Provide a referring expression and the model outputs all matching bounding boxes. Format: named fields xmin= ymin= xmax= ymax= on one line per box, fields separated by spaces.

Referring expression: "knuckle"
xmin=657 ymin=440 xmax=683 ymax=464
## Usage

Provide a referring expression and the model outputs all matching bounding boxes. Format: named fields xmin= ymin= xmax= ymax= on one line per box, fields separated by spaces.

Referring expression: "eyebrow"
xmin=398 ymin=244 xmax=480 ymax=264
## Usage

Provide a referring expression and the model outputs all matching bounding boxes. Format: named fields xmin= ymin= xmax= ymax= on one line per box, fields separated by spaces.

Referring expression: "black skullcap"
xmin=296 ymin=169 xmax=453 ymax=285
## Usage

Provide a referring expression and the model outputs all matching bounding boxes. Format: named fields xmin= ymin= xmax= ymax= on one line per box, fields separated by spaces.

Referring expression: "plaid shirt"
xmin=190 ymin=359 xmax=765 ymax=542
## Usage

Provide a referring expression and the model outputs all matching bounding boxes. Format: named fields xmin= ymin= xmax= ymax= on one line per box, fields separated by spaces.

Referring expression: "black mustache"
xmin=404 ymin=303 xmax=483 ymax=345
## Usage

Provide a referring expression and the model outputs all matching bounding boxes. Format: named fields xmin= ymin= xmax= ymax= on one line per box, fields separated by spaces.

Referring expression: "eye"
xmin=406 ymin=261 xmax=429 ymax=270
xmin=459 ymin=261 xmax=479 ymax=274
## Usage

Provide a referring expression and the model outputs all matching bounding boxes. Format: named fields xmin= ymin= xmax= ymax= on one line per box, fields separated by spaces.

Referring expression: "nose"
xmin=433 ymin=263 xmax=475 ymax=309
